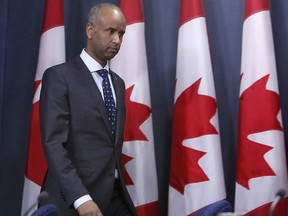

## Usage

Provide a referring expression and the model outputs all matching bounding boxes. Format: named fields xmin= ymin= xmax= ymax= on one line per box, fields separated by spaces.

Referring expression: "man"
xmin=40 ymin=3 xmax=137 ymax=216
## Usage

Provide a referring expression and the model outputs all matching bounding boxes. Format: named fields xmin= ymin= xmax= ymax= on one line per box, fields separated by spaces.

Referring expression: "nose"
xmin=112 ymin=33 xmax=121 ymax=44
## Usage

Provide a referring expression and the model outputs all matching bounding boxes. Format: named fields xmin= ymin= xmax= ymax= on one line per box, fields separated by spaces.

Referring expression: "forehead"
xmin=96 ymin=7 xmax=126 ymax=29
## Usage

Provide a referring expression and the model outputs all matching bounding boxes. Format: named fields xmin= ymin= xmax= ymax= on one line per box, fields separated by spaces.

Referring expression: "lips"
xmin=108 ymin=47 xmax=119 ymax=53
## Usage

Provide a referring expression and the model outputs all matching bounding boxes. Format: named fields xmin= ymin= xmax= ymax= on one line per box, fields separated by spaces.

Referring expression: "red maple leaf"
xmin=236 ymin=75 xmax=282 ymax=189
xmin=122 ymin=154 xmax=134 ymax=185
xmin=122 ymin=85 xmax=151 ymax=185
xmin=169 ymin=78 xmax=218 ymax=194
xmin=124 ymin=85 xmax=151 ymax=141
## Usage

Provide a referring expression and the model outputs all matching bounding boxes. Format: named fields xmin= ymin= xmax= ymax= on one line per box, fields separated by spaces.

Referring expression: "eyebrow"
xmin=105 ymin=26 xmax=125 ymax=34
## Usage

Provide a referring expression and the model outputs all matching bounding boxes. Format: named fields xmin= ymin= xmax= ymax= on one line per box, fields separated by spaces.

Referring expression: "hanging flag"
xmin=168 ymin=0 xmax=226 ymax=215
xmin=21 ymin=0 xmax=65 ymax=215
xmin=110 ymin=0 xmax=159 ymax=215
xmin=235 ymin=0 xmax=288 ymax=215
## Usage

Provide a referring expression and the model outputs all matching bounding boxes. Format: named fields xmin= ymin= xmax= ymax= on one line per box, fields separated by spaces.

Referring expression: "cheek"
xmin=92 ymin=38 xmax=103 ymax=49
xmin=97 ymin=35 xmax=110 ymax=47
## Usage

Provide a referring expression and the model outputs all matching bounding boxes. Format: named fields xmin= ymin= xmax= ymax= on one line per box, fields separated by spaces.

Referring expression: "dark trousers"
xmin=107 ymin=179 xmax=133 ymax=216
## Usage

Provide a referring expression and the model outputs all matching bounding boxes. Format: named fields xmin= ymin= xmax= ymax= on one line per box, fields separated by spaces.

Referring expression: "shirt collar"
xmin=80 ymin=49 xmax=109 ymax=73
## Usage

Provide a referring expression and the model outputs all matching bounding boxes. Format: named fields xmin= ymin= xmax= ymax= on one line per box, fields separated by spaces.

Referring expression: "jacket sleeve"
xmin=40 ymin=66 xmax=88 ymax=207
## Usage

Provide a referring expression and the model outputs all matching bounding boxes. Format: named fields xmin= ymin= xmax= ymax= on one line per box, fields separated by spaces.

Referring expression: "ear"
xmin=86 ymin=23 xmax=94 ymax=39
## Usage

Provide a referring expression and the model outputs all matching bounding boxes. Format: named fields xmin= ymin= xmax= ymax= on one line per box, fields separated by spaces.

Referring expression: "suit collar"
xmin=80 ymin=49 xmax=109 ymax=72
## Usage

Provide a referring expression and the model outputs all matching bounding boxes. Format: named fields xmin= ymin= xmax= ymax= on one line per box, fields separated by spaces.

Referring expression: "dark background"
xmin=1 ymin=0 xmax=288 ymax=215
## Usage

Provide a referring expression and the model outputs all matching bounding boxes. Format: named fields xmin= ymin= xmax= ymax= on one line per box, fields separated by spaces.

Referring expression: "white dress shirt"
xmin=80 ymin=49 xmax=116 ymax=103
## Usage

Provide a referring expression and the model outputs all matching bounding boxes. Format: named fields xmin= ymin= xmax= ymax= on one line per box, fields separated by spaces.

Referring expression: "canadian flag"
xmin=110 ymin=0 xmax=159 ymax=215
xmin=235 ymin=0 xmax=288 ymax=215
xmin=168 ymin=0 xmax=226 ymax=215
xmin=21 ymin=0 xmax=65 ymax=215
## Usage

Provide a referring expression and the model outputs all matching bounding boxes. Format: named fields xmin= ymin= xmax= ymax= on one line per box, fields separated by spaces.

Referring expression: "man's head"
xmin=85 ymin=3 xmax=126 ymax=67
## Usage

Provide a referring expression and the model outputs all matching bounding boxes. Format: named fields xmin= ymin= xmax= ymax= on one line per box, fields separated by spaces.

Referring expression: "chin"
xmin=107 ymin=54 xmax=117 ymax=60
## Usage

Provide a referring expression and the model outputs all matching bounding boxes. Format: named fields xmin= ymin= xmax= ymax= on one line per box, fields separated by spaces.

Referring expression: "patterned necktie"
xmin=97 ymin=69 xmax=117 ymax=135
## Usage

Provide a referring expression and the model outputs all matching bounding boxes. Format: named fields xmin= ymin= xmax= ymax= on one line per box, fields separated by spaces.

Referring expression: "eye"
xmin=119 ymin=31 xmax=125 ymax=38
xmin=107 ymin=27 xmax=115 ymax=34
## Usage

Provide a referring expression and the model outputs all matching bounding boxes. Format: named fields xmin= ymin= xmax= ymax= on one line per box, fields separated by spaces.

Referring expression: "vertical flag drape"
xmin=168 ymin=0 xmax=226 ymax=215
xmin=21 ymin=0 xmax=65 ymax=215
xmin=235 ymin=0 xmax=288 ymax=215
xmin=110 ymin=0 xmax=159 ymax=215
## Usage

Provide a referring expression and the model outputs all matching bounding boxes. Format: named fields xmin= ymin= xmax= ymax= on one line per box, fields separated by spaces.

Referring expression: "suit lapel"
xmin=110 ymin=70 xmax=125 ymax=145
xmin=73 ymin=57 xmax=114 ymax=140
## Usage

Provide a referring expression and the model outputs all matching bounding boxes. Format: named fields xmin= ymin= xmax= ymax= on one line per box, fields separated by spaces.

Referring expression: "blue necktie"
xmin=97 ymin=69 xmax=117 ymax=135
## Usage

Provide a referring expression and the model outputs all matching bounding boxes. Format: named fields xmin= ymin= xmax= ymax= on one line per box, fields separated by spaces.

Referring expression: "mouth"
xmin=108 ymin=47 xmax=119 ymax=54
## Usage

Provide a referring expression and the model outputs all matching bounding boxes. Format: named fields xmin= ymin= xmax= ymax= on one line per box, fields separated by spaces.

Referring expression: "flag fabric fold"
xmin=168 ymin=0 xmax=226 ymax=215
xmin=21 ymin=0 xmax=65 ymax=215
xmin=110 ymin=0 xmax=159 ymax=215
xmin=235 ymin=0 xmax=288 ymax=215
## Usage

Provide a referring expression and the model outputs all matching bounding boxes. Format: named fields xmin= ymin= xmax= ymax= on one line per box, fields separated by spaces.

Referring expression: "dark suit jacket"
xmin=39 ymin=56 xmax=137 ymax=216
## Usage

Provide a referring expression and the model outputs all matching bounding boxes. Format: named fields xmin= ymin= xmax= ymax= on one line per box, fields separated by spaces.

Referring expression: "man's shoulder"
xmin=48 ymin=56 xmax=82 ymax=71
xmin=43 ymin=56 xmax=84 ymax=81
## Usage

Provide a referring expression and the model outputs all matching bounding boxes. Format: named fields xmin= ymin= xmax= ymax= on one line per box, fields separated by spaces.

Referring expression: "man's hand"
xmin=77 ymin=200 xmax=103 ymax=216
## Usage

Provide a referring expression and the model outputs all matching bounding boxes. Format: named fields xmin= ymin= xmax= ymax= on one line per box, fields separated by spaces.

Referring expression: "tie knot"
xmin=96 ymin=69 xmax=109 ymax=78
